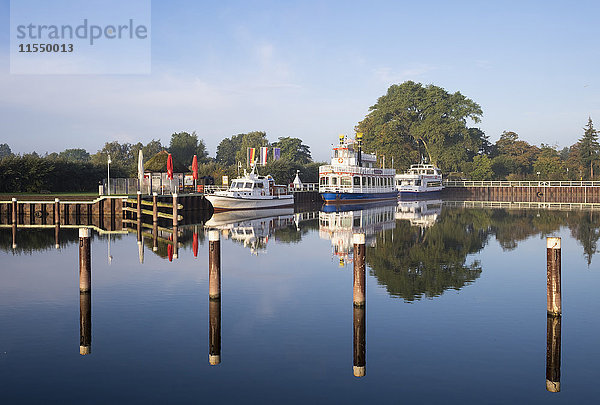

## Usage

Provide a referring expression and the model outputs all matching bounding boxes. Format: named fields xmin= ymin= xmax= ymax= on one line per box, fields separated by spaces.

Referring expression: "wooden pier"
xmin=443 ymin=181 xmax=600 ymax=203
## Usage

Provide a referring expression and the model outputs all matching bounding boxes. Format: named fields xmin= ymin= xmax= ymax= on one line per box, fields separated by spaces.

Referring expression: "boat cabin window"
xmin=353 ymin=177 xmax=360 ymax=186
xmin=415 ymin=180 xmax=421 ymax=186
xmin=331 ymin=177 xmax=338 ymax=186
xmin=341 ymin=177 xmax=351 ymax=186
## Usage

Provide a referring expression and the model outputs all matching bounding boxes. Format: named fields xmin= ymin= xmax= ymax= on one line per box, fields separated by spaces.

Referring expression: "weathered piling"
xmin=79 ymin=228 xmax=91 ymax=293
xmin=353 ymin=305 xmax=366 ymax=377
xmin=209 ymin=298 xmax=221 ymax=365
xmin=136 ymin=191 xmax=142 ymax=220
xmin=152 ymin=192 xmax=158 ymax=223
xmin=353 ymin=233 xmax=366 ymax=307
xmin=209 ymin=230 xmax=221 ymax=300
xmin=546 ymin=314 xmax=561 ymax=392
xmin=11 ymin=198 xmax=17 ymax=225
xmin=54 ymin=198 xmax=60 ymax=225
xmin=80 ymin=290 xmax=92 ymax=355
xmin=172 ymin=193 xmax=179 ymax=227
xmin=547 ymin=237 xmax=561 ymax=316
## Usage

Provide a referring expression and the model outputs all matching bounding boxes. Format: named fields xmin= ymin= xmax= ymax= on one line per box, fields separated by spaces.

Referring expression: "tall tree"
xmin=356 ymin=81 xmax=483 ymax=172
xmin=168 ymin=131 xmax=209 ymax=166
xmin=491 ymin=131 xmax=539 ymax=179
xmin=578 ymin=117 xmax=599 ymax=179
xmin=0 ymin=143 xmax=12 ymax=159
xmin=216 ymin=134 xmax=243 ymax=166
xmin=234 ymin=131 xmax=269 ymax=166
xmin=142 ymin=139 xmax=164 ymax=161
xmin=58 ymin=148 xmax=90 ymax=162
xmin=271 ymin=136 xmax=312 ymax=164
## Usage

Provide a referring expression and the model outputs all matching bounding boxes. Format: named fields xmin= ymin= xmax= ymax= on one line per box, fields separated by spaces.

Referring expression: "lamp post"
xmin=107 ymin=154 xmax=112 ymax=196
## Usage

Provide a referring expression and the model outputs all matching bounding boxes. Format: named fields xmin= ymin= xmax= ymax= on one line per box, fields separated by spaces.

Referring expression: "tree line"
xmin=0 ymin=131 xmax=316 ymax=193
xmin=356 ymin=81 xmax=599 ymax=180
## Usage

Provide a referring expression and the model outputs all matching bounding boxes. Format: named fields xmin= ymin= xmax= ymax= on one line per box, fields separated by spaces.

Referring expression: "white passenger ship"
xmin=319 ymin=134 xmax=396 ymax=204
xmin=395 ymin=163 xmax=443 ymax=196
xmin=205 ymin=166 xmax=294 ymax=211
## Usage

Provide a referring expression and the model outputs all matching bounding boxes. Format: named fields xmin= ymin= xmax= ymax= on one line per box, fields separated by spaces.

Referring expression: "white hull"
xmin=206 ymin=194 xmax=294 ymax=211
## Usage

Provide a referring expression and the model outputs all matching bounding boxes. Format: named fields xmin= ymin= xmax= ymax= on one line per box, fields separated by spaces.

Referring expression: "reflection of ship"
xmin=396 ymin=199 xmax=442 ymax=228
xmin=205 ymin=208 xmax=294 ymax=254
xmin=319 ymin=202 xmax=396 ymax=265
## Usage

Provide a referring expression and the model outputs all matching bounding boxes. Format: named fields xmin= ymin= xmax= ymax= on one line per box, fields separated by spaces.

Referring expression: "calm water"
xmin=1 ymin=200 xmax=599 ymax=404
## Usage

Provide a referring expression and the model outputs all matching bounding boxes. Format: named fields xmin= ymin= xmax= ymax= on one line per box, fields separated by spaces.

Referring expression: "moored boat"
xmin=319 ymin=133 xmax=396 ymax=204
xmin=395 ymin=163 xmax=443 ymax=197
xmin=205 ymin=167 xmax=294 ymax=211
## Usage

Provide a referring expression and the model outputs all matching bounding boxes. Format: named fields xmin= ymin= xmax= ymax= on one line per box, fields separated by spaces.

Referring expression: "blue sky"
xmin=1 ymin=0 xmax=599 ymax=161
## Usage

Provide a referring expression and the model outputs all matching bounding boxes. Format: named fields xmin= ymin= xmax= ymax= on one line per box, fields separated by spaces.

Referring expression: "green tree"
xmin=58 ymin=148 xmax=90 ymax=162
xmin=142 ymin=139 xmax=164 ymax=161
xmin=0 ymin=143 xmax=12 ymax=159
xmin=91 ymin=141 xmax=134 ymax=167
xmin=578 ymin=117 xmax=599 ymax=179
xmin=533 ymin=145 xmax=564 ymax=179
xmin=469 ymin=155 xmax=493 ymax=180
xmin=235 ymin=131 xmax=269 ymax=166
xmin=271 ymin=136 xmax=312 ymax=164
xmin=356 ymin=81 xmax=484 ymax=172
xmin=168 ymin=131 xmax=209 ymax=167
xmin=491 ymin=131 xmax=539 ymax=178
xmin=216 ymin=134 xmax=244 ymax=166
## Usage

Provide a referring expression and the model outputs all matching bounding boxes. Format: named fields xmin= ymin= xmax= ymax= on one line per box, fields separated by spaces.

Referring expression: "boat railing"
xmin=320 ymin=165 xmax=396 ymax=175
xmin=203 ymin=185 xmax=229 ymax=194
xmin=290 ymin=183 xmax=319 ymax=192
xmin=444 ymin=180 xmax=600 ymax=187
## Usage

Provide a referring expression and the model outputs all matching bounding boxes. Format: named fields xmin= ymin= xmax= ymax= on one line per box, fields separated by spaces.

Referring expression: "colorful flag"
xmin=247 ymin=147 xmax=256 ymax=167
xmin=260 ymin=147 xmax=268 ymax=166
xmin=273 ymin=147 xmax=281 ymax=161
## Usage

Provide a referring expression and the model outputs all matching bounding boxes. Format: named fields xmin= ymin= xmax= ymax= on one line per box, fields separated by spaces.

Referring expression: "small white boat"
xmin=205 ymin=167 xmax=294 ymax=212
xmin=395 ymin=163 xmax=443 ymax=196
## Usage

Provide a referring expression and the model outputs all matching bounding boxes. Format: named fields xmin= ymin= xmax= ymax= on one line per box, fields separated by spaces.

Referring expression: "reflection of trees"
xmin=0 ymin=228 xmax=80 ymax=254
xmin=368 ymin=209 xmax=487 ymax=301
xmin=272 ymin=219 xmax=319 ymax=243
xmin=369 ymin=207 xmax=600 ymax=302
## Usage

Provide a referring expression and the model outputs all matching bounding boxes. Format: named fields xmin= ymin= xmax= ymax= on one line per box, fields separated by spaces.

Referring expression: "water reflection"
xmin=205 ymin=208 xmax=295 ymax=255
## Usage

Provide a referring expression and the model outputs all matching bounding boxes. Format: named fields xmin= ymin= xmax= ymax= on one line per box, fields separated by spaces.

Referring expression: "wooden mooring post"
xmin=353 ymin=233 xmax=366 ymax=307
xmin=546 ymin=237 xmax=561 ymax=316
xmin=54 ymin=198 xmax=60 ymax=225
xmin=11 ymin=198 xmax=17 ymax=225
xmin=209 ymin=230 xmax=221 ymax=300
xmin=136 ymin=191 xmax=142 ymax=220
xmin=79 ymin=228 xmax=91 ymax=293
xmin=152 ymin=192 xmax=158 ymax=223
xmin=12 ymin=222 xmax=17 ymax=250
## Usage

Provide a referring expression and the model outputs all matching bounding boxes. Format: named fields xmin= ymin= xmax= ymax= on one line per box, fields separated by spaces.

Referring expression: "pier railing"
xmin=444 ymin=200 xmax=600 ymax=211
xmin=443 ymin=180 xmax=600 ymax=188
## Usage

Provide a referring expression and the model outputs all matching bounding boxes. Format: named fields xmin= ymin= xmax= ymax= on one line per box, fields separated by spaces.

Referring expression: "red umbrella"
xmin=193 ymin=232 xmax=198 ymax=257
xmin=167 ymin=153 xmax=173 ymax=180
xmin=192 ymin=155 xmax=198 ymax=180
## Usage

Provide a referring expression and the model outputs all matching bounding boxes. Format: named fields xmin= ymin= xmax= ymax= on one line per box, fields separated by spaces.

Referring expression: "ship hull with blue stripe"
xmin=321 ymin=191 xmax=398 ymax=204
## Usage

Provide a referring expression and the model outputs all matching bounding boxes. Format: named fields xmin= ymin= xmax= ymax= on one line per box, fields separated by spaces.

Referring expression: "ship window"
xmin=257 ymin=183 xmax=264 ymax=188
xmin=341 ymin=177 xmax=351 ymax=186
xmin=331 ymin=177 xmax=338 ymax=185
xmin=353 ymin=177 xmax=360 ymax=186
xmin=320 ymin=177 xmax=325 ymax=185
xmin=333 ymin=150 xmax=338 ymax=158
xmin=415 ymin=180 xmax=421 ymax=186
xmin=362 ymin=176 xmax=366 ymax=187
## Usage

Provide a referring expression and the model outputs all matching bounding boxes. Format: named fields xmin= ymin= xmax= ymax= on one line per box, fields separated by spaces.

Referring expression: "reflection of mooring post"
xmin=54 ymin=198 xmax=60 ymax=225
xmin=80 ymin=289 xmax=92 ymax=355
xmin=209 ymin=230 xmax=221 ymax=300
xmin=209 ymin=297 xmax=221 ymax=365
xmin=546 ymin=314 xmax=561 ymax=392
xmin=11 ymin=197 xmax=17 ymax=225
xmin=55 ymin=222 xmax=60 ymax=249
xmin=353 ymin=233 xmax=366 ymax=307
xmin=152 ymin=221 xmax=158 ymax=252
xmin=12 ymin=222 xmax=17 ymax=250
xmin=136 ymin=191 xmax=142 ymax=220
xmin=547 ymin=237 xmax=561 ymax=316
xmin=353 ymin=306 xmax=366 ymax=377
xmin=173 ymin=226 xmax=179 ymax=259
xmin=79 ymin=228 xmax=91 ymax=293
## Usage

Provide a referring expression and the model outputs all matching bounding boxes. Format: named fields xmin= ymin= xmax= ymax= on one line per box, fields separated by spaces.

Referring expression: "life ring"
xmin=338 ymin=158 xmax=343 ymax=164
